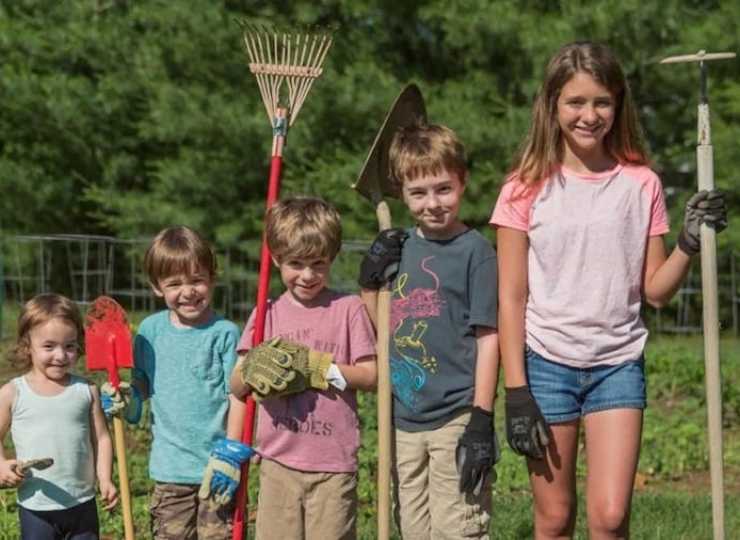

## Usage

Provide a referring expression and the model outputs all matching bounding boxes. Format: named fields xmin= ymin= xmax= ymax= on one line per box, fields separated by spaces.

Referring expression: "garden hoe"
xmin=660 ymin=49 xmax=736 ymax=540
xmin=234 ymin=23 xmax=333 ymax=540
xmin=85 ymin=296 xmax=134 ymax=540
xmin=353 ymin=84 xmax=426 ymax=540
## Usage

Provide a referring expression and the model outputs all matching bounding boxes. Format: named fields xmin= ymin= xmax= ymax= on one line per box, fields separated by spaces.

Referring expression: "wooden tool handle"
xmin=113 ymin=417 xmax=135 ymax=540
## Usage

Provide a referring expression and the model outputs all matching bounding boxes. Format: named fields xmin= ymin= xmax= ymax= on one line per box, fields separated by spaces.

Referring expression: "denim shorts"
xmin=525 ymin=346 xmax=646 ymax=424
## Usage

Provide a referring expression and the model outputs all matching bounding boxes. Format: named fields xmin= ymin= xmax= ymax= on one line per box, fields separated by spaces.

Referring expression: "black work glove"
xmin=505 ymin=386 xmax=550 ymax=459
xmin=456 ymin=407 xmax=500 ymax=496
xmin=358 ymin=228 xmax=408 ymax=289
xmin=677 ymin=189 xmax=727 ymax=256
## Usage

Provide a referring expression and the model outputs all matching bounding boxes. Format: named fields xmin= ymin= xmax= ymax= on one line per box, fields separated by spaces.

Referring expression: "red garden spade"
xmin=85 ymin=296 xmax=135 ymax=540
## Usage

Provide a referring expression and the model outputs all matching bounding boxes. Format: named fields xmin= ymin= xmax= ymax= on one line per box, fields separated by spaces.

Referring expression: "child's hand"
xmin=0 ymin=459 xmax=25 ymax=488
xmin=100 ymin=382 xmax=142 ymax=424
xmin=358 ymin=228 xmax=408 ymax=289
xmin=678 ymin=189 xmax=727 ymax=256
xmin=99 ymin=479 xmax=119 ymax=511
xmin=198 ymin=438 xmax=255 ymax=505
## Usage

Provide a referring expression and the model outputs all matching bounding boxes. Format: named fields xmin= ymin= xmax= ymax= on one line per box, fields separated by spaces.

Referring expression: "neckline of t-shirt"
xmin=164 ymin=310 xmax=218 ymax=332
xmin=560 ymin=163 xmax=623 ymax=181
xmin=412 ymin=225 xmax=471 ymax=244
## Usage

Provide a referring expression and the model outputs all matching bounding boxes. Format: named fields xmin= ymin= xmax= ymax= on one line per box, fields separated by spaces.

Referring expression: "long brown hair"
xmin=512 ymin=41 xmax=648 ymax=187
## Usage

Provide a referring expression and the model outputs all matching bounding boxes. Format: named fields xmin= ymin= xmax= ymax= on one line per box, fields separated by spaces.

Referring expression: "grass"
xmin=0 ymin=310 xmax=737 ymax=538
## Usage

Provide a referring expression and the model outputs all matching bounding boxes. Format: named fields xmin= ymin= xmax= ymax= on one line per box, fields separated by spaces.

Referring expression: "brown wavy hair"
xmin=8 ymin=293 xmax=84 ymax=371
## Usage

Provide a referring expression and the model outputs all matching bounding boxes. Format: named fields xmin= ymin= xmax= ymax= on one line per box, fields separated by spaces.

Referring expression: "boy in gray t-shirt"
xmin=359 ymin=123 xmax=500 ymax=539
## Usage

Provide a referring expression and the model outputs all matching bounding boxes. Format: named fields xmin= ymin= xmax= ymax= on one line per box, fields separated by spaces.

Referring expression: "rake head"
xmin=241 ymin=23 xmax=333 ymax=127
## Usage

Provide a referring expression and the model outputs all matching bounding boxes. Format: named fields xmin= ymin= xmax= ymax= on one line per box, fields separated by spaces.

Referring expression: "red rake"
xmin=233 ymin=23 xmax=333 ymax=540
xmin=85 ymin=296 xmax=135 ymax=540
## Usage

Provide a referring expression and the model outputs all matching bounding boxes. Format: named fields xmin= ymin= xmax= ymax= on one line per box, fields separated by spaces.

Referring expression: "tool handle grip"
xmin=113 ymin=417 xmax=135 ymax=540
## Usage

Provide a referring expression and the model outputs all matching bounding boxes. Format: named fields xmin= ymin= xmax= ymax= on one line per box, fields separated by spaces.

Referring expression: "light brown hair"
xmin=512 ymin=41 xmax=648 ymax=187
xmin=389 ymin=123 xmax=468 ymax=191
xmin=8 ymin=293 xmax=84 ymax=371
xmin=144 ymin=226 xmax=217 ymax=285
xmin=265 ymin=197 xmax=342 ymax=262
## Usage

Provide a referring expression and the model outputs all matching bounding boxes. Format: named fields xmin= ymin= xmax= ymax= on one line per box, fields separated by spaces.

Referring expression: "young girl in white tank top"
xmin=0 ymin=293 xmax=118 ymax=539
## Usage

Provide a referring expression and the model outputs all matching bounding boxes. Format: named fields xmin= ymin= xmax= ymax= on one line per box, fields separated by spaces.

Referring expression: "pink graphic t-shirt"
xmin=490 ymin=164 xmax=669 ymax=367
xmin=238 ymin=288 xmax=376 ymax=473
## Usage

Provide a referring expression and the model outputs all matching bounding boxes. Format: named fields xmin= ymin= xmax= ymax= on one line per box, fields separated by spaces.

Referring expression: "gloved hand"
xmin=678 ymin=189 xmax=727 ymax=256
xmin=198 ymin=438 xmax=255 ymax=505
xmin=505 ymin=386 xmax=550 ymax=459
xmin=456 ymin=407 xmax=500 ymax=496
xmin=101 ymin=381 xmax=142 ymax=424
xmin=358 ymin=228 xmax=408 ymax=289
xmin=240 ymin=337 xmax=335 ymax=401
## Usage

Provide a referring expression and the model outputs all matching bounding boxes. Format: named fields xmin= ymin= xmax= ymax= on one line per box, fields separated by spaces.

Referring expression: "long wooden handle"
xmin=376 ymin=200 xmax=392 ymax=540
xmin=113 ymin=416 xmax=135 ymax=540
xmin=697 ymin=103 xmax=725 ymax=540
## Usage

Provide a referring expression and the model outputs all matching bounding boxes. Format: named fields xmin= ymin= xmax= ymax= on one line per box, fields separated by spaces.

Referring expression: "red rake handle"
xmin=233 ymin=138 xmax=284 ymax=540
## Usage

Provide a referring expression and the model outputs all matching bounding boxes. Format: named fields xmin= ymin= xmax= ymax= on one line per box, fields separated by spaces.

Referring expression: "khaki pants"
xmin=150 ymin=482 xmax=233 ymax=540
xmin=256 ymin=459 xmax=358 ymax=540
xmin=393 ymin=412 xmax=491 ymax=539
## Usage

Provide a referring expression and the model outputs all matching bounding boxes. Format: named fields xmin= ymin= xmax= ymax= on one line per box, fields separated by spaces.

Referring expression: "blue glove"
xmin=100 ymin=382 xmax=142 ymax=424
xmin=198 ymin=438 xmax=255 ymax=505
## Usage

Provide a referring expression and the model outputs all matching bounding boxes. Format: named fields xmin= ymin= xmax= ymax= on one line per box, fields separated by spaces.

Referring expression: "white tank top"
xmin=11 ymin=374 xmax=96 ymax=510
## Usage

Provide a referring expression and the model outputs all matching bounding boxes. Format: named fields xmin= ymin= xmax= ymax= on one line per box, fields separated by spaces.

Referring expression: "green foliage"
xmin=0 ymin=1 xmax=737 ymax=251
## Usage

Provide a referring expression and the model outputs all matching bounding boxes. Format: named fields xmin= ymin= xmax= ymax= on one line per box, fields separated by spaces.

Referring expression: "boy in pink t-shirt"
xmin=230 ymin=197 xmax=377 ymax=540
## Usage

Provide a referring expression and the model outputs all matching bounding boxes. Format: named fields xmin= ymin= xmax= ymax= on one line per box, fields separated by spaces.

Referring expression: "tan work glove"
xmin=240 ymin=337 xmax=334 ymax=401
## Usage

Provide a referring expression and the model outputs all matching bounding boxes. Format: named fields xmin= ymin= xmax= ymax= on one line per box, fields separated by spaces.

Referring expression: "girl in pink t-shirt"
xmin=491 ymin=41 xmax=727 ymax=538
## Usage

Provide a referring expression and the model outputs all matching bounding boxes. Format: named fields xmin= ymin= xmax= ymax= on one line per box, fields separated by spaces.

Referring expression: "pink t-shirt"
xmin=238 ymin=288 xmax=376 ymax=473
xmin=490 ymin=164 xmax=669 ymax=367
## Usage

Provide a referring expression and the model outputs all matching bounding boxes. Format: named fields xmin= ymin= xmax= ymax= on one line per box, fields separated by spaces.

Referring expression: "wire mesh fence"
xmin=1 ymin=234 xmax=738 ymax=339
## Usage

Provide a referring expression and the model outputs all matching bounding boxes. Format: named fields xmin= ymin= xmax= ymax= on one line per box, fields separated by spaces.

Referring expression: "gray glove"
xmin=678 ymin=190 xmax=727 ymax=256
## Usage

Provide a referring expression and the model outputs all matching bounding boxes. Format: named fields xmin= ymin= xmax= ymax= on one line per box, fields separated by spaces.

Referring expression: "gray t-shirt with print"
xmin=389 ymin=227 xmax=498 ymax=432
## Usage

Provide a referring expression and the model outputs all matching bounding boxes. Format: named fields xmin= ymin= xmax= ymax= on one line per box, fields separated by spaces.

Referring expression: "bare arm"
xmin=472 ymin=326 xmax=500 ymax=412
xmin=337 ymin=356 xmax=377 ymax=392
xmin=230 ymin=354 xmax=250 ymax=399
xmin=89 ymin=384 xmax=118 ymax=510
xmin=642 ymin=236 xmax=692 ymax=308
xmin=225 ymin=394 xmax=247 ymax=440
xmin=496 ymin=227 xmax=529 ymax=388
xmin=0 ymin=383 xmax=23 ymax=487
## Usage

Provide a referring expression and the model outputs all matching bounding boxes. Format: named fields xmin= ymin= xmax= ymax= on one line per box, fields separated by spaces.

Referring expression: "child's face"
xmin=276 ymin=255 xmax=332 ymax=306
xmin=557 ymin=71 xmax=616 ymax=162
xmin=29 ymin=318 xmax=79 ymax=382
xmin=153 ymin=269 xmax=214 ymax=327
xmin=401 ymin=168 xmax=466 ymax=240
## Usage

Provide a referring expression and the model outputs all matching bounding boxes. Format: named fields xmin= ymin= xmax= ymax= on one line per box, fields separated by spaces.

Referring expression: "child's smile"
xmin=401 ymin=169 xmax=467 ymax=240
xmin=154 ymin=270 xmax=214 ymax=327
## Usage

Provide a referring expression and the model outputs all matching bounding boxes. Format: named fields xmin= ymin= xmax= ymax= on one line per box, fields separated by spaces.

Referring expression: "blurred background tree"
xmin=0 ymin=0 xmax=737 ymax=252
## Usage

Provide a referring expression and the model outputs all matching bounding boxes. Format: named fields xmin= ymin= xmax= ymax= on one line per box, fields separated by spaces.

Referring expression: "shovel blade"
xmin=353 ymin=84 xmax=427 ymax=202
xmin=84 ymin=296 xmax=134 ymax=373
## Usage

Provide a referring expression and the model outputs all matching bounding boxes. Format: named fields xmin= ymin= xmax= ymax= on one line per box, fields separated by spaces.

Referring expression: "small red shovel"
xmin=85 ymin=296 xmax=135 ymax=540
